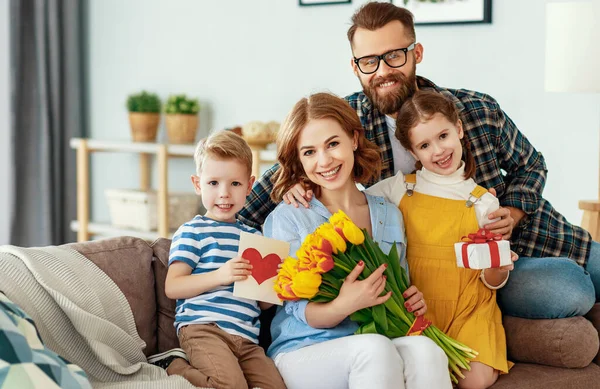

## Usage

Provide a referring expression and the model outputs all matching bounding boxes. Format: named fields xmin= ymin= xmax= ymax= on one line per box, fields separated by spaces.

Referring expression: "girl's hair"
xmin=271 ymin=92 xmax=381 ymax=203
xmin=193 ymin=130 xmax=253 ymax=176
xmin=395 ymin=90 xmax=476 ymax=179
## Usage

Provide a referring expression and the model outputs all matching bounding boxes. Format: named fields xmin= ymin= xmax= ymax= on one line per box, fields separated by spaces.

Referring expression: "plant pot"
xmin=129 ymin=112 xmax=160 ymax=142
xmin=166 ymin=114 xmax=199 ymax=144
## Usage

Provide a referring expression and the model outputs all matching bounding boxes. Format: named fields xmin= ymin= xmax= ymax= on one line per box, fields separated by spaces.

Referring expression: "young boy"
xmin=165 ymin=130 xmax=285 ymax=389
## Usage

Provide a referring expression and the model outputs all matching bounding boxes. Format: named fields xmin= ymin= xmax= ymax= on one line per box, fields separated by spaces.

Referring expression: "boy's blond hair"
xmin=193 ymin=130 xmax=253 ymax=176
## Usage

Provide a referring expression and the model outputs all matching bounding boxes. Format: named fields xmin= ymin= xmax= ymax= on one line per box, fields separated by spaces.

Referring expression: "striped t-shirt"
xmin=168 ymin=215 xmax=262 ymax=343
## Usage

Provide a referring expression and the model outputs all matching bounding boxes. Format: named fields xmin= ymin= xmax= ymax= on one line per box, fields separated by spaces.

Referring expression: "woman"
xmin=263 ymin=92 xmax=452 ymax=389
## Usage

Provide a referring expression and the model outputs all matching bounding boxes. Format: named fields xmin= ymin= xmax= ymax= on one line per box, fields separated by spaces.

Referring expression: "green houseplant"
xmin=126 ymin=91 xmax=162 ymax=142
xmin=164 ymin=94 xmax=200 ymax=144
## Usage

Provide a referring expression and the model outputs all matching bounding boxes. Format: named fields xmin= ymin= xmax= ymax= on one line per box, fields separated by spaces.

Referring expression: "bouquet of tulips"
xmin=274 ymin=210 xmax=478 ymax=383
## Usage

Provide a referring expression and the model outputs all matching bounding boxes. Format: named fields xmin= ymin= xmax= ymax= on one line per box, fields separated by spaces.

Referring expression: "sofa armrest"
xmin=585 ymin=303 xmax=600 ymax=365
xmin=503 ymin=315 xmax=599 ymax=368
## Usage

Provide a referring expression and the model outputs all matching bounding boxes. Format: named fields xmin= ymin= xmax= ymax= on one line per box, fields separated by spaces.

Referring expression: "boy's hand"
xmin=215 ymin=256 xmax=253 ymax=285
xmin=283 ymin=183 xmax=312 ymax=208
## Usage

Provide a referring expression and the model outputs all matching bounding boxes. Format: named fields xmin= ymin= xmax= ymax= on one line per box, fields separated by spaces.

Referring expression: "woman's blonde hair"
xmin=271 ymin=93 xmax=381 ymax=203
xmin=193 ymin=130 xmax=253 ymax=176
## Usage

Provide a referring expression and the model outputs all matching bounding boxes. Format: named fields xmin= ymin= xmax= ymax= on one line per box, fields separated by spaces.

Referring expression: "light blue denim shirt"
xmin=263 ymin=193 xmax=408 ymax=358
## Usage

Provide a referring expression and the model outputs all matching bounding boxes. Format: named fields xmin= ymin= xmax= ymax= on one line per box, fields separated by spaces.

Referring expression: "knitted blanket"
xmin=0 ymin=245 xmax=196 ymax=389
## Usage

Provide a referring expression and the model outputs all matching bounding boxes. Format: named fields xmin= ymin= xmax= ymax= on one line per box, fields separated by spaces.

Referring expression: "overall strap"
xmin=466 ymin=185 xmax=488 ymax=208
xmin=405 ymin=174 xmax=417 ymax=196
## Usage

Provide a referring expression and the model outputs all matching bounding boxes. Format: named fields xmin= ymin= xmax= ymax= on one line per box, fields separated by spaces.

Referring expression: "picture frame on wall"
xmin=299 ymin=0 xmax=351 ymax=6
xmin=398 ymin=0 xmax=492 ymax=26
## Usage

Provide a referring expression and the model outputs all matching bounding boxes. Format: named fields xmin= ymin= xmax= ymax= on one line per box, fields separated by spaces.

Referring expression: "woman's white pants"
xmin=274 ymin=334 xmax=452 ymax=389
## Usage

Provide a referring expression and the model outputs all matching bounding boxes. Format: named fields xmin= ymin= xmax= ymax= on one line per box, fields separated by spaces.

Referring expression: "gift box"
xmin=454 ymin=229 xmax=512 ymax=269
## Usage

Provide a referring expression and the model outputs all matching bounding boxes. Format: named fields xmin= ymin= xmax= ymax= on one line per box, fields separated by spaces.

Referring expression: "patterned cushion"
xmin=0 ymin=292 xmax=91 ymax=388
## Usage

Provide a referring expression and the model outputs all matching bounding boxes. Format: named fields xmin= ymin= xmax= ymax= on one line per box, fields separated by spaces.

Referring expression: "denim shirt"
xmin=263 ymin=193 xmax=408 ymax=358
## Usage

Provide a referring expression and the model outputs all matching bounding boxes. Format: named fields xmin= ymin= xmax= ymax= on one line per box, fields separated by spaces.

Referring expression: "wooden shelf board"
xmin=70 ymin=220 xmax=174 ymax=241
xmin=69 ymin=138 xmax=277 ymax=161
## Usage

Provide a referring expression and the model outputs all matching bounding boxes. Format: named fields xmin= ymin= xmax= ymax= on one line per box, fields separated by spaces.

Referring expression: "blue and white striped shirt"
xmin=169 ymin=215 xmax=262 ymax=343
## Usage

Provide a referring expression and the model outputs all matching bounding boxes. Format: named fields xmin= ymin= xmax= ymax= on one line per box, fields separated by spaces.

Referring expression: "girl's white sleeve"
xmin=364 ymin=172 xmax=406 ymax=207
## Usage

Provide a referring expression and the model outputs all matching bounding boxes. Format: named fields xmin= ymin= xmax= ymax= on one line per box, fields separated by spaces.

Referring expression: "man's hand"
xmin=485 ymin=188 xmax=525 ymax=239
xmin=283 ymin=183 xmax=312 ymax=208
xmin=215 ymin=256 xmax=253 ymax=285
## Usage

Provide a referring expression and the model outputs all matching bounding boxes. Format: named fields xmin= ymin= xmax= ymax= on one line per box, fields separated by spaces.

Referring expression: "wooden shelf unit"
xmin=70 ymin=138 xmax=275 ymax=242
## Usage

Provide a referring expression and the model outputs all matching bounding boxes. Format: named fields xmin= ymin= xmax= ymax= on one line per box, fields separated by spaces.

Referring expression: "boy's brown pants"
xmin=167 ymin=323 xmax=286 ymax=389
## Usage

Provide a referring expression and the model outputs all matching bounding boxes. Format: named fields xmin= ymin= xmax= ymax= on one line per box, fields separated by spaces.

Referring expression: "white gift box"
xmin=454 ymin=240 xmax=512 ymax=269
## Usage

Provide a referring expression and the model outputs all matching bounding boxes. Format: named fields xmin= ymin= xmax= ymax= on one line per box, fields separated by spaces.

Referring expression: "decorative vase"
xmin=166 ymin=113 xmax=198 ymax=144
xmin=129 ymin=112 xmax=160 ymax=142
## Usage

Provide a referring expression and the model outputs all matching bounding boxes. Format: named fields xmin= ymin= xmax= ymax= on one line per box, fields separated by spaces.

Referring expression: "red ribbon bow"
xmin=460 ymin=228 xmax=503 ymax=268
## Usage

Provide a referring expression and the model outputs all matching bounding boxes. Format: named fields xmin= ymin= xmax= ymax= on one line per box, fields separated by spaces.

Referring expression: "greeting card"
xmin=233 ymin=232 xmax=289 ymax=305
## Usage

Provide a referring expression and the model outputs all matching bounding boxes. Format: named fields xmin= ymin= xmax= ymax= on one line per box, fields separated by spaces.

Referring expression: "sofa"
xmin=65 ymin=236 xmax=600 ymax=388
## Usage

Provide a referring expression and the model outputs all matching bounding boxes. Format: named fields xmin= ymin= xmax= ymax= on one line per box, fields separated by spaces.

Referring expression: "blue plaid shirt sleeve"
xmin=495 ymin=105 xmax=547 ymax=215
xmin=237 ymin=163 xmax=280 ymax=231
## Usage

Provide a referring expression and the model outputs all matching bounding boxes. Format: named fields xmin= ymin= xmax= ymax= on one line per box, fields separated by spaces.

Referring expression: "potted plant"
xmin=164 ymin=94 xmax=200 ymax=144
xmin=126 ymin=91 xmax=162 ymax=142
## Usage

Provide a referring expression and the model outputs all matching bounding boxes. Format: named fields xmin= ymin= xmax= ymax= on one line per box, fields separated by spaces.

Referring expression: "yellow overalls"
xmin=399 ymin=174 xmax=509 ymax=373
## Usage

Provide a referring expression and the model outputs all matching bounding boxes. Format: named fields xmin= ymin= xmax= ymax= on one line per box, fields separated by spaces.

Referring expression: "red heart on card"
xmin=241 ymin=248 xmax=281 ymax=285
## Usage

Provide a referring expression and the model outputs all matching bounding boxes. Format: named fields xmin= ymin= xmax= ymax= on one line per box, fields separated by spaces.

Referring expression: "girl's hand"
xmin=215 ymin=256 xmax=252 ymax=285
xmin=482 ymin=250 xmax=518 ymax=287
xmin=283 ymin=183 xmax=313 ymax=208
xmin=334 ymin=261 xmax=392 ymax=316
xmin=402 ymin=285 xmax=427 ymax=317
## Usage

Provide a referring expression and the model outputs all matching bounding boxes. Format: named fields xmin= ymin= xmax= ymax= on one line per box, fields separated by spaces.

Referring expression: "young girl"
xmin=264 ymin=92 xmax=452 ymax=389
xmin=366 ymin=90 xmax=515 ymax=389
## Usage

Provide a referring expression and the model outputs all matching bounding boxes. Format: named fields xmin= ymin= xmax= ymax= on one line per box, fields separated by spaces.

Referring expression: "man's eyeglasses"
xmin=353 ymin=43 xmax=416 ymax=75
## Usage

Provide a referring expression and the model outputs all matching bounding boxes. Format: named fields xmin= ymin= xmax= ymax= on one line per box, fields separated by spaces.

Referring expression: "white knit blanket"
xmin=0 ymin=245 xmax=197 ymax=389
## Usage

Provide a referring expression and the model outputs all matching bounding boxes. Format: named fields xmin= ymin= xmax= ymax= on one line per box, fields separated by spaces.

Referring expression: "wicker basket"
xmin=129 ymin=112 xmax=160 ymax=142
xmin=166 ymin=114 xmax=198 ymax=144
xmin=105 ymin=189 xmax=201 ymax=231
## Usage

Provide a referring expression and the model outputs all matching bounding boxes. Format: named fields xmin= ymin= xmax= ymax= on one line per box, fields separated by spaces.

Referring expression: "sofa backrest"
xmin=66 ymin=237 xmax=159 ymax=356
xmin=150 ymin=238 xmax=179 ymax=353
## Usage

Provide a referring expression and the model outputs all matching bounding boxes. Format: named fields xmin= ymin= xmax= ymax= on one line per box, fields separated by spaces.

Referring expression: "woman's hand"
xmin=334 ymin=261 xmax=392 ymax=316
xmin=283 ymin=183 xmax=313 ymax=208
xmin=402 ymin=285 xmax=427 ymax=317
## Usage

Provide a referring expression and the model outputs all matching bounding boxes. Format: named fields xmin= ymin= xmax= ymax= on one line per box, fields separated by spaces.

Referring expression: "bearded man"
xmin=238 ymin=2 xmax=598 ymax=320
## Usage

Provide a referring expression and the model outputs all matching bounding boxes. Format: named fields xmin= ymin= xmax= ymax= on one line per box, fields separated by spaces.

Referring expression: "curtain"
xmin=9 ymin=0 xmax=86 ymax=245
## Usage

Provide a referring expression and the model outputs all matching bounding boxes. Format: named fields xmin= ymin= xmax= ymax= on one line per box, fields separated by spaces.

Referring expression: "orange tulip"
xmin=314 ymin=224 xmax=347 ymax=253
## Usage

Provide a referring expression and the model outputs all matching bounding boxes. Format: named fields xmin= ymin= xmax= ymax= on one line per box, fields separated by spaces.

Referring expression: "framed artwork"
xmin=299 ymin=0 xmax=351 ymax=6
xmin=399 ymin=0 xmax=492 ymax=26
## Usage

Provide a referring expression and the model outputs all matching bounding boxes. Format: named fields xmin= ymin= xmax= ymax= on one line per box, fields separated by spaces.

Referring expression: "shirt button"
xmin=379 ymin=221 xmax=383 ymax=225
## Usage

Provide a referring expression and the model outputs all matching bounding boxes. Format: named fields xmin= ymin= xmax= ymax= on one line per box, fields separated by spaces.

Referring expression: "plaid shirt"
xmin=0 ymin=292 xmax=91 ymax=389
xmin=237 ymin=76 xmax=592 ymax=265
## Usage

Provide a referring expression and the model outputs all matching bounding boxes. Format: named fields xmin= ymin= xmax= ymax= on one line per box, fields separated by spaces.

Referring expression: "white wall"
xmin=87 ymin=0 xmax=598 ymax=226
xmin=0 ymin=0 xmax=12 ymax=244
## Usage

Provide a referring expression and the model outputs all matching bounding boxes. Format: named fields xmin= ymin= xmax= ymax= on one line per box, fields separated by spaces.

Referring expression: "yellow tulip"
xmin=314 ymin=224 xmax=346 ymax=253
xmin=275 ymin=257 xmax=301 ymax=300
xmin=291 ymin=271 xmax=322 ymax=299
xmin=329 ymin=210 xmax=365 ymax=245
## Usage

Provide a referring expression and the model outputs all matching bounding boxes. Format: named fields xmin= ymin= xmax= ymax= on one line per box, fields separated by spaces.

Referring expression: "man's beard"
xmin=362 ymin=66 xmax=417 ymax=115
